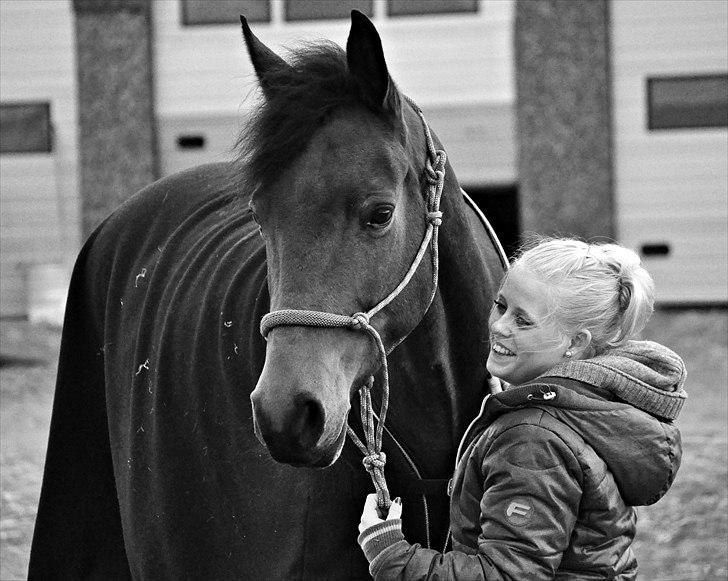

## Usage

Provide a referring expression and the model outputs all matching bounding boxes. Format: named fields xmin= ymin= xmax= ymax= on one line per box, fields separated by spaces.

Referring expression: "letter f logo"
xmin=506 ymin=499 xmax=533 ymax=524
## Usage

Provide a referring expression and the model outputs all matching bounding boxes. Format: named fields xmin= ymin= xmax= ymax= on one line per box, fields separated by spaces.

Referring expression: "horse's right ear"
xmin=240 ymin=15 xmax=291 ymax=98
xmin=346 ymin=10 xmax=400 ymax=114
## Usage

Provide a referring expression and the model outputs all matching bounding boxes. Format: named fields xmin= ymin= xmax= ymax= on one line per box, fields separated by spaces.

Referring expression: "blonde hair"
xmin=510 ymin=238 xmax=655 ymax=354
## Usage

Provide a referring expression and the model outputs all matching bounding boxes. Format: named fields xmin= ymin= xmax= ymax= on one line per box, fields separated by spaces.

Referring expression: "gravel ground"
xmin=1 ymin=309 xmax=726 ymax=580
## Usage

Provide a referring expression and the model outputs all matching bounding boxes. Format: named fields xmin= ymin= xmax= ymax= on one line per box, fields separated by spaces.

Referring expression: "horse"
xmin=29 ymin=11 xmax=506 ymax=580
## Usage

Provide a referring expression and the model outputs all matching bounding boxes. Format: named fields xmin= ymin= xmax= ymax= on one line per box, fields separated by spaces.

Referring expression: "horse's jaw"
xmin=250 ymin=327 xmax=371 ymax=468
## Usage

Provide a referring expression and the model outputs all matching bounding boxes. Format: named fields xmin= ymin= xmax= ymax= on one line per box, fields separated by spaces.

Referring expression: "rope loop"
xmin=362 ymin=451 xmax=387 ymax=473
xmin=425 ymin=153 xmax=446 ymax=186
xmin=427 ymin=211 xmax=443 ymax=226
xmin=350 ymin=312 xmax=370 ymax=331
xmin=425 ymin=163 xmax=439 ymax=185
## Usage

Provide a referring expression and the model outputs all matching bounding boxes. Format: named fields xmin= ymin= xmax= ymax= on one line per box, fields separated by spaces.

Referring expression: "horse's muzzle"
xmin=250 ymin=380 xmax=349 ymax=468
xmin=250 ymin=395 xmax=346 ymax=467
xmin=250 ymin=325 xmax=371 ymax=467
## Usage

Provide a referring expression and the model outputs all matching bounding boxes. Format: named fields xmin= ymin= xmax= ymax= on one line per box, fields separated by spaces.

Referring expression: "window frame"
xmin=386 ymin=0 xmax=479 ymax=18
xmin=284 ymin=0 xmax=373 ymax=21
xmin=646 ymin=73 xmax=728 ymax=131
xmin=0 ymin=102 xmax=53 ymax=155
xmin=180 ymin=0 xmax=270 ymax=26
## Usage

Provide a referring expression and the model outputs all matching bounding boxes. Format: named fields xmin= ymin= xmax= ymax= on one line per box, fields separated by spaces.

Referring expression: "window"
xmin=0 ymin=103 xmax=52 ymax=154
xmin=284 ymin=0 xmax=373 ymax=21
xmin=181 ymin=0 xmax=479 ymax=25
xmin=647 ymin=74 xmax=728 ymax=130
xmin=387 ymin=0 xmax=478 ymax=17
xmin=182 ymin=0 xmax=270 ymax=26
xmin=73 ymin=0 xmax=148 ymax=13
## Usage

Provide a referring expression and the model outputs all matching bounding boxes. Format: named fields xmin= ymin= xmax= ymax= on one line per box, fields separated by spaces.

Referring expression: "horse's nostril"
xmin=292 ymin=394 xmax=325 ymax=449
xmin=251 ymin=382 xmax=330 ymax=460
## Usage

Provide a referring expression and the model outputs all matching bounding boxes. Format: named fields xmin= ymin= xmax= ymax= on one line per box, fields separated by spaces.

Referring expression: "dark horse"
xmin=29 ymin=12 xmax=505 ymax=580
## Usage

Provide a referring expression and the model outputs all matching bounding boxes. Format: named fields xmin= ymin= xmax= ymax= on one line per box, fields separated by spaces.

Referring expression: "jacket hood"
xmin=474 ymin=341 xmax=686 ymax=506
xmin=547 ymin=340 xmax=687 ymax=420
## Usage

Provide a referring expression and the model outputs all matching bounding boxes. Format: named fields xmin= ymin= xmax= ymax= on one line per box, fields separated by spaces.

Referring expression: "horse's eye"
xmin=367 ymin=206 xmax=394 ymax=228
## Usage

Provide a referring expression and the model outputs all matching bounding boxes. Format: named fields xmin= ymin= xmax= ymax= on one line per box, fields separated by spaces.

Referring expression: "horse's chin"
xmin=253 ymin=413 xmax=347 ymax=468
xmin=290 ymin=422 xmax=347 ymax=468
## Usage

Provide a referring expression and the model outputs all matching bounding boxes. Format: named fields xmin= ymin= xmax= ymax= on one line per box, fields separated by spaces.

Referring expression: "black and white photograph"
xmin=1 ymin=1 xmax=726 ymax=579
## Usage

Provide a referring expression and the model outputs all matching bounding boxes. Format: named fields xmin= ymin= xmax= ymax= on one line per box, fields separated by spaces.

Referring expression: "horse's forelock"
xmin=236 ymin=41 xmax=403 ymax=196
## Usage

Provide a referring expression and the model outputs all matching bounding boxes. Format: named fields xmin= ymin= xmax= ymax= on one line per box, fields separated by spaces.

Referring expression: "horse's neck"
xmin=385 ymin=182 xmax=504 ymax=476
xmin=436 ymin=183 xmax=504 ymax=424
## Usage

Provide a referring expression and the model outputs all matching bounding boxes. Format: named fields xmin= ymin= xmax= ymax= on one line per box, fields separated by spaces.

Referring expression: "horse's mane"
xmin=236 ymin=41 xmax=398 ymax=194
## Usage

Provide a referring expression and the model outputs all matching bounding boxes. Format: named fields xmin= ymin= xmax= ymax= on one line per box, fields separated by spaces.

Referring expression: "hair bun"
xmin=595 ymin=244 xmax=641 ymax=313
xmin=617 ymin=274 xmax=632 ymax=312
xmin=599 ymin=244 xmax=655 ymax=344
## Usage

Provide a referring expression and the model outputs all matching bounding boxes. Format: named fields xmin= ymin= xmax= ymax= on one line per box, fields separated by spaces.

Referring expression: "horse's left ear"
xmin=346 ymin=10 xmax=400 ymax=114
xmin=240 ymin=15 xmax=291 ymax=98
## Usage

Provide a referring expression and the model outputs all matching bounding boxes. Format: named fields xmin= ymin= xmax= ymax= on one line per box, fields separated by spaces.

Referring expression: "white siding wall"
xmin=152 ymin=0 xmax=516 ymax=183
xmin=611 ymin=0 xmax=728 ymax=303
xmin=0 ymin=0 xmax=79 ymax=317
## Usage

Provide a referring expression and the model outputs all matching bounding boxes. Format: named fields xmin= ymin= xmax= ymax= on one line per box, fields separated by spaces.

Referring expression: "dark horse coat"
xmin=29 ymin=13 xmax=506 ymax=581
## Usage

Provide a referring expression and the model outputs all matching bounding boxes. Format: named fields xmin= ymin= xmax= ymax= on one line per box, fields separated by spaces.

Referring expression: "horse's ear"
xmin=240 ymin=15 xmax=291 ymax=98
xmin=346 ymin=10 xmax=399 ymax=113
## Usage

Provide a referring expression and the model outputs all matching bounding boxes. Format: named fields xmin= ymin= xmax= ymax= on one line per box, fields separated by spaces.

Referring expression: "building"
xmin=1 ymin=0 xmax=726 ymax=320
xmin=1 ymin=0 xmax=81 ymax=322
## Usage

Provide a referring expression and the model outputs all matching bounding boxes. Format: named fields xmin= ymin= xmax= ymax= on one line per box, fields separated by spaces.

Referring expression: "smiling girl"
xmin=357 ymin=238 xmax=687 ymax=580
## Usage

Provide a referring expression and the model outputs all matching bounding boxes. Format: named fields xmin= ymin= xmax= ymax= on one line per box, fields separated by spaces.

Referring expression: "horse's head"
xmin=242 ymin=12 xmax=452 ymax=467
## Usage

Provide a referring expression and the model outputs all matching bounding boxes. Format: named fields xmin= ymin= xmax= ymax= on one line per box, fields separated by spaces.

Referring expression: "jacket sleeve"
xmin=359 ymin=423 xmax=583 ymax=580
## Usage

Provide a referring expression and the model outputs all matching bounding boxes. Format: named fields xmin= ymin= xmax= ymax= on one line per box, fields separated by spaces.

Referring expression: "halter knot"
xmin=362 ymin=451 xmax=387 ymax=473
xmin=425 ymin=165 xmax=439 ymax=184
xmin=427 ymin=211 xmax=443 ymax=226
xmin=350 ymin=312 xmax=370 ymax=331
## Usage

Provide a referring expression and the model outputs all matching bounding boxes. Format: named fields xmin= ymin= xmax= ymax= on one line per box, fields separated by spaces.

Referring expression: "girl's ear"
xmin=569 ymin=329 xmax=592 ymax=358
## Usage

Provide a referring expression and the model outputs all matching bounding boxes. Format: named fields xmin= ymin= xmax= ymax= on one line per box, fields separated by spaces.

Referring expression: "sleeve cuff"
xmin=357 ymin=519 xmax=405 ymax=562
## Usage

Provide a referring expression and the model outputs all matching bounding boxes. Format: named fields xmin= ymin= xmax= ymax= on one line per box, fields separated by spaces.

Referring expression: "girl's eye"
xmin=515 ymin=315 xmax=533 ymax=328
xmin=493 ymin=299 xmax=532 ymax=327
xmin=367 ymin=206 xmax=394 ymax=228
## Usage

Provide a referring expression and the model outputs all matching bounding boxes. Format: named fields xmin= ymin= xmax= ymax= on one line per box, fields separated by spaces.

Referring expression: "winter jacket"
xmin=358 ymin=340 xmax=686 ymax=580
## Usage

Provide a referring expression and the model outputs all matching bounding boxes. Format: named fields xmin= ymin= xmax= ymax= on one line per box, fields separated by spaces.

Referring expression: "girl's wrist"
xmin=357 ymin=518 xmax=405 ymax=562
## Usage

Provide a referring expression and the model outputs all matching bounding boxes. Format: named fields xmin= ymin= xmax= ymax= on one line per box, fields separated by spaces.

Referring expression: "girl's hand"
xmin=359 ymin=494 xmax=402 ymax=533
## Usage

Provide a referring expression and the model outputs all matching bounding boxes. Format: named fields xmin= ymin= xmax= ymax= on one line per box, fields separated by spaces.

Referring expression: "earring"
xmin=564 ymin=350 xmax=573 ymax=358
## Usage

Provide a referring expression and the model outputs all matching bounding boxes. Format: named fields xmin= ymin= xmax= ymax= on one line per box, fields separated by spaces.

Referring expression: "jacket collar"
xmin=546 ymin=340 xmax=687 ymax=420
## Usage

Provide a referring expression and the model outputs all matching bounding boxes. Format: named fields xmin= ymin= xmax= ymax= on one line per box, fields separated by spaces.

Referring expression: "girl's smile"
xmin=490 ymin=341 xmax=516 ymax=357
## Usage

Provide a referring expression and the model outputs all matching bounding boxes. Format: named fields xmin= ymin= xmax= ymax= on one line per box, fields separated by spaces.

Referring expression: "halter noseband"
xmin=259 ymin=99 xmax=446 ymax=510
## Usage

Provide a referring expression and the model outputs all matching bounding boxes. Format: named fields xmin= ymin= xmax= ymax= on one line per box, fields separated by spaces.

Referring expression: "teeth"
xmin=492 ymin=342 xmax=515 ymax=356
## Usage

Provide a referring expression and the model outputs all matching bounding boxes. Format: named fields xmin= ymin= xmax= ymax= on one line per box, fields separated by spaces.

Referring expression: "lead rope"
xmin=260 ymin=101 xmax=446 ymax=513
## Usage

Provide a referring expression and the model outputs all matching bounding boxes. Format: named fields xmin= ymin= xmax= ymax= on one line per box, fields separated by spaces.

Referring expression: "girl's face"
xmin=487 ymin=266 xmax=571 ymax=385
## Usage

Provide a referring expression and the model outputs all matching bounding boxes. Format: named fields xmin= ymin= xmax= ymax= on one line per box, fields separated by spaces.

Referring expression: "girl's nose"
xmin=491 ymin=313 xmax=512 ymax=337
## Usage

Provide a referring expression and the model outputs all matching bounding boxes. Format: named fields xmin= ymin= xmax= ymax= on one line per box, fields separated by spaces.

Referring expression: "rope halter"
xmin=259 ymin=99 xmax=446 ymax=511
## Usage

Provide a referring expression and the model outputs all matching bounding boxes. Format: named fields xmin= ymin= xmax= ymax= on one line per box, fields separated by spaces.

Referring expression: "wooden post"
xmin=73 ymin=0 xmax=158 ymax=239
xmin=514 ymin=0 xmax=614 ymax=240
